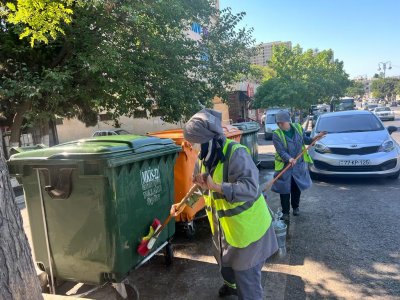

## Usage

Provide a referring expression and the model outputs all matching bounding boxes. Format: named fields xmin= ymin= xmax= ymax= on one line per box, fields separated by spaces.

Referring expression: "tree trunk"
xmin=38 ymin=120 xmax=50 ymax=147
xmin=0 ymin=138 xmax=43 ymax=299
xmin=9 ymin=102 xmax=30 ymax=147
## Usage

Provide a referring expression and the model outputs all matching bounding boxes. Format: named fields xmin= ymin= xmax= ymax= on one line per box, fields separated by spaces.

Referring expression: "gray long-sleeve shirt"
xmin=271 ymin=124 xmax=313 ymax=194
xmin=196 ymin=142 xmax=278 ymax=271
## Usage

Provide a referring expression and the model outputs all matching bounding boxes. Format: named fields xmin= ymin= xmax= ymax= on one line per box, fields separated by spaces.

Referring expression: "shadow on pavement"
xmin=282 ymin=176 xmax=400 ymax=299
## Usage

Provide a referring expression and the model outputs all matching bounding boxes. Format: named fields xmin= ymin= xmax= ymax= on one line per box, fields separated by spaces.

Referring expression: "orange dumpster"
xmin=147 ymin=126 xmax=242 ymax=237
xmin=223 ymin=125 xmax=242 ymax=142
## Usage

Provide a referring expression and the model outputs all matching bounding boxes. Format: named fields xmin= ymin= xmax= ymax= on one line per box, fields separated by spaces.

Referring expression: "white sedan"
xmin=372 ymin=107 xmax=395 ymax=121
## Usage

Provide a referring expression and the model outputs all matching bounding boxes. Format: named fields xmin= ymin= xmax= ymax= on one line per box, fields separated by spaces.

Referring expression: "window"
xmin=99 ymin=113 xmax=112 ymax=121
xmin=266 ymin=114 xmax=276 ymax=124
xmin=375 ymin=107 xmax=390 ymax=112
xmin=191 ymin=22 xmax=202 ymax=34
xmin=316 ymin=114 xmax=384 ymax=133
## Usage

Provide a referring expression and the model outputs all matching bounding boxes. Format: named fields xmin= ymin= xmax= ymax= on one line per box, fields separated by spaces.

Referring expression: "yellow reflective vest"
xmin=201 ymin=139 xmax=272 ymax=248
xmin=273 ymin=123 xmax=313 ymax=172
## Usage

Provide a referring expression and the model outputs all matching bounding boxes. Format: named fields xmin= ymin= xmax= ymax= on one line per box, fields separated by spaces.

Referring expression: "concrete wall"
xmin=213 ymin=96 xmax=230 ymax=125
xmin=56 ymin=117 xmax=183 ymax=144
xmin=57 ymin=101 xmax=230 ymax=143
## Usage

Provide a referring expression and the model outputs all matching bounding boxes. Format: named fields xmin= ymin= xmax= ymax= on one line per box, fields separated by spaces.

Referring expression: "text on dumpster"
xmin=141 ymin=167 xmax=162 ymax=205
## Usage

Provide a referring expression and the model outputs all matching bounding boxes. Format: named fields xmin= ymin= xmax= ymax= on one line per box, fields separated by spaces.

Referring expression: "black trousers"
xmin=221 ymin=262 xmax=264 ymax=300
xmin=280 ymin=176 xmax=301 ymax=214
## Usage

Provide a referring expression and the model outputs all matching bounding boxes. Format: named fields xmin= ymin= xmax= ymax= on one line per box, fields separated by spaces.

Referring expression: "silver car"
xmin=372 ymin=106 xmax=395 ymax=121
xmin=309 ymin=110 xmax=400 ymax=179
xmin=92 ymin=129 xmax=130 ymax=137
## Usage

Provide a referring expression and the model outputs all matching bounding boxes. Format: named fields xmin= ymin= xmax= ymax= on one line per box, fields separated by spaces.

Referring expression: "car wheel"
xmin=388 ymin=170 xmax=400 ymax=180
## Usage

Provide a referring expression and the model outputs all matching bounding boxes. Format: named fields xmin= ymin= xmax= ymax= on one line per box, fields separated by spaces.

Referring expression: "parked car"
xmin=378 ymin=100 xmax=386 ymax=105
xmin=390 ymin=102 xmax=398 ymax=107
xmin=372 ymin=107 xmax=395 ymax=121
xmin=309 ymin=110 xmax=400 ymax=179
xmin=366 ymin=103 xmax=378 ymax=111
xmin=263 ymin=108 xmax=289 ymax=140
xmin=92 ymin=129 xmax=131 ymax=137
xmin=311 ymin=111 xmax=329 ymax=128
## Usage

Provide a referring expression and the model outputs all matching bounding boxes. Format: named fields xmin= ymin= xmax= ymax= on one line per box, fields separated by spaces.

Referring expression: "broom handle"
xmin=263 ymin=135 xmax=325 ymax=192
xmin=153 ymin=184 xmax=199 ymax=237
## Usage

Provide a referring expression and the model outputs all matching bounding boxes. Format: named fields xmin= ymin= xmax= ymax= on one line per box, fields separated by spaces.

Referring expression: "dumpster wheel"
xmin=114 ymin=279 xmax=140 ymax=300
xmin=184 ymin=221 xmax=196 ymax=239
xmin=164 ymin=242 xmax=174 ymax=267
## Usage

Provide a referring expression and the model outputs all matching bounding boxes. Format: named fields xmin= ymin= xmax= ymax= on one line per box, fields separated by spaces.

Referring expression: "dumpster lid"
xmin=147 ymin=129 xmax=185 ymax=145
xmin=9 ymin=135 xmax=179 ymax=161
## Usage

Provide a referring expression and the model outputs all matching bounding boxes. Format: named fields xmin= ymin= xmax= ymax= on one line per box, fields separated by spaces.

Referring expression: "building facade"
xmin=250 ymin=41 xmax=292 ymax=66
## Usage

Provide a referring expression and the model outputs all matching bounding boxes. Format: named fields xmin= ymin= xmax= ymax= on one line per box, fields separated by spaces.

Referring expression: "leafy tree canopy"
xmin=1 ymin=0 xmax=254 ymax=142
xmin=254 ymin=45 xmax=350 ymax=110
xmin=371 ymin=77 xmax=400 ymax=101
xmin=1 ymin=0 xmax=84 ymax=46
xmin=346 ymin=80 xmax=365 ymax=98
xmin=241 ymin=64 xmax=276 ymax=84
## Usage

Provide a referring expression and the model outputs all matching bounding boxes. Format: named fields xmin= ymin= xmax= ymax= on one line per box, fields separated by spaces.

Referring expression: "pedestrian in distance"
xmin=170 ymin=108 xmax=278 ymax=300
xmin=272 ymin=110 xmax=326 ymax=221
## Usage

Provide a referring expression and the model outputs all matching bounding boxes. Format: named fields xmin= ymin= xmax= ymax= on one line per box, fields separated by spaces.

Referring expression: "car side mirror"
xmin=387 ymin=126 xmax=398 ymax=135
xmin=305 ymin=131 xmax=311 ymax=137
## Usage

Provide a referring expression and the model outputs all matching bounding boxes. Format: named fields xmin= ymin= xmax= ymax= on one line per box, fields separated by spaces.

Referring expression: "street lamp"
xmin=377 ymin=61 xmax=392 ymax=78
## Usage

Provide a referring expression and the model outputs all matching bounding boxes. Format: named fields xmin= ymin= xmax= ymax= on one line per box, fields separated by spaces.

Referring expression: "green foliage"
xmin=0 ymin=0 xmax=254 ymax=131
xmin=346 ymin=80 xmax=365 ymax=98
xmin=371 ymin=77 xmax=400 ymax=100
xmin=3 ymin=0 xmax=82 ymax=47
xmin=245 ymin=64 xmax=276 ymax=84
xmin=254 ymin=45 xmax=350 ymax=110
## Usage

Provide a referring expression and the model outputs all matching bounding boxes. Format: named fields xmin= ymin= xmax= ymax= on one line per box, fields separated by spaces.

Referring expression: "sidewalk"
xmin=257 ymin=132 xmax=275 ymax=169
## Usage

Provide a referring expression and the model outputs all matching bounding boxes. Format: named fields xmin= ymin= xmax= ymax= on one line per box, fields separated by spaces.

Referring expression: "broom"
xmin=263 ymin=133 xmax=326 ymax=192
xmin=137 ymin=184 xmax=200 ymax=257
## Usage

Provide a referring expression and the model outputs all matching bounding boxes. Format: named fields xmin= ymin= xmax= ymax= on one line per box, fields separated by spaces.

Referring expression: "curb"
xmin=259 ymin=155 xmax=275 ymax=169
xmin=13 ymin=185 xmax=23 ymax=197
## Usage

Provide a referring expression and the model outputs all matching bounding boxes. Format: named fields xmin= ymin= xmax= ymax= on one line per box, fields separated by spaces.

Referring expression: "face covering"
xmin=199 ymin=137 xmax=225 ymax=173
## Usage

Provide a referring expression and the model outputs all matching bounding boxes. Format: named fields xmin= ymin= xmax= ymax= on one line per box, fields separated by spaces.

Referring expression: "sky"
xmin=220 ymin=0 xmax=400 ymax=79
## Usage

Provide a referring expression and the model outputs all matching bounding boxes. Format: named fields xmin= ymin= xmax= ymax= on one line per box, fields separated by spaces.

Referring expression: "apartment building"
xmin=250 ymin=41 xmax=292 ymax=66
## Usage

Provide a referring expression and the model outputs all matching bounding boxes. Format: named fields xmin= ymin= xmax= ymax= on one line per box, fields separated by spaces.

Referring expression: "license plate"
xmin=339 ymin=160 xmax=371 ymax=166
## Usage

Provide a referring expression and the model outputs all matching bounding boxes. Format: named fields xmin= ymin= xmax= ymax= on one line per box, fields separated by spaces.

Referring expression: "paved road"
xmin=264 ymin=112 xmax=400 ymax=300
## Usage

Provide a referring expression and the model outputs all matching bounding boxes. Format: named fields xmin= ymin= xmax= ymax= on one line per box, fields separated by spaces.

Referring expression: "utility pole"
xmin=377 ymin=61 xmax=392 ymax=78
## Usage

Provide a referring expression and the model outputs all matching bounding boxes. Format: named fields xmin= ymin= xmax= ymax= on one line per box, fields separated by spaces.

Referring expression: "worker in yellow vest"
xmin=272 ymin=110 xmax=326 ymax=220
xmin=171 ymin=108 xmax=278 ymax=300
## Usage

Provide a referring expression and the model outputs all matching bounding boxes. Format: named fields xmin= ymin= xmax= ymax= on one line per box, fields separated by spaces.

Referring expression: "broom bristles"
xmin=137 ymin=240 xmax=150 ymax=256
xmin=137 ymin=218 xmax=162 ymax=257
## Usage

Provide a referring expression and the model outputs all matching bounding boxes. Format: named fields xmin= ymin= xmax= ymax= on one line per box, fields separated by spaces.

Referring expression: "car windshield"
xmin=266 ymin=114 xmax=276 ymax=124
xmin=375 ymin=107 xmax=390 ymax=112
xmin=368 ymin=104 xmax=377 ymax=108
xmin=316 ymin=114 xmax=384 ymax=133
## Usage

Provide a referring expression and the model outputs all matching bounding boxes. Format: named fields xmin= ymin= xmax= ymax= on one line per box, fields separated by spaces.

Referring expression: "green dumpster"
xmin=8 ymin=135 xmax=180 ymax=285
xmin=231 ymin=122 xmax=260 ymax=165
